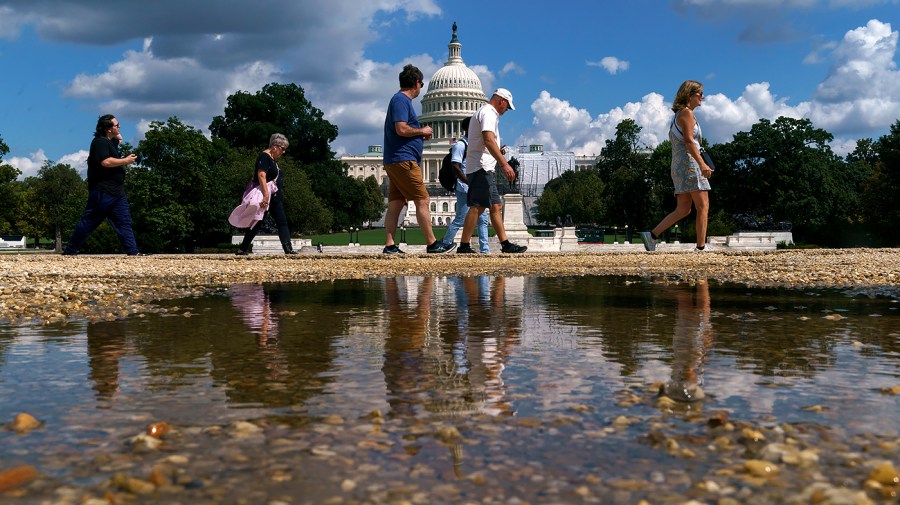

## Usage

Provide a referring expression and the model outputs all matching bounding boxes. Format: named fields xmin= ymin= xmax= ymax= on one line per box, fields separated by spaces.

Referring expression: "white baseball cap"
xmin=493 ymin=88 xmax=515 ymax=110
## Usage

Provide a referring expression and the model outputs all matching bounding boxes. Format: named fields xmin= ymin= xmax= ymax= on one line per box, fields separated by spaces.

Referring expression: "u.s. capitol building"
xmin=341 ymin=24 xmax=592 ymax=227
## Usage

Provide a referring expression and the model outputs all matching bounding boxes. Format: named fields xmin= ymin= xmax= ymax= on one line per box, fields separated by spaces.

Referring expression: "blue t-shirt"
xmin=450 ymin=137 xmax=469 ymax=192
xmin=383 ymin=92 xmax=423 ymax=164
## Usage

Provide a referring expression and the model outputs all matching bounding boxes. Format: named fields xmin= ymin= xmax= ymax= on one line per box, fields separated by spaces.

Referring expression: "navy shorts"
xmin=466 ymin=169 xmax=501 ymax=208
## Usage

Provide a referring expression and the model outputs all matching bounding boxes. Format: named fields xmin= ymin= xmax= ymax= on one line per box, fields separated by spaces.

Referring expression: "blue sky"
xmin=1 ymin=0 xmax=898 ymax=178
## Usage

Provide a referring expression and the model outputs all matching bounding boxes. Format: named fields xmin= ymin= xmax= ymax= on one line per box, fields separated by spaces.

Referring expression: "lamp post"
xmin=400 ymin=226 xmax=406 ymax=244
xmin=348 ymin=227 xmax=353 ymax=244
xmin=674 ymin=224 xmax=680 ymax=244
xmin=624 ymin=224 xmax=629 ymax=244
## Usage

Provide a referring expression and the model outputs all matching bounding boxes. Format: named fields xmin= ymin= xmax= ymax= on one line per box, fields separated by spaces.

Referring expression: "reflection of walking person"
xmin=230 ymin=284 xmax=280 ymax=347
xmin=235 ymin=134 xmax=296 ymax=255
xmin=663 ymin=281 xmax=713 ymax=402
xmin=63 ymin=114 xmax=145 ymax=256
xmin=642 ymin=80 xmax=713 ymax=252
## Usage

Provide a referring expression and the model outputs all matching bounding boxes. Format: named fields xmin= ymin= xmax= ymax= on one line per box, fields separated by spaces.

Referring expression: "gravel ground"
xmin=1 ymin=249 xmax=898 ymax=325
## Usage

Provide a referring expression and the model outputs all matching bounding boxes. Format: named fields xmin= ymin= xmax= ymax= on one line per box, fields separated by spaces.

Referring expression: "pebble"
xmin=1 ymin=250 xmax=898 ymax=323
xmin=10 ymin=412 xmax=41 ymax=433
xmin=0 ymin=465 xmax=37 ymax=492
xmin=869 ymin=461 xmax=899 ymax=486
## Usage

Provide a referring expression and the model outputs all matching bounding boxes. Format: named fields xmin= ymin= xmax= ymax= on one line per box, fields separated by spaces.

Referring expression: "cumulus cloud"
xmin=1 ymin=0 xmax=443 ymax=155
xmin=6 ymin=148 xmax=89 ymax=179
xmin=499 ymin=62 xmax=525 ymax=77
xmin=6 ymin=149 xmax=47 ymax=179
xmin=518 ymin=19 xmax=900 ymax=157
xmin=586 ymin=57 xmax=630 ymax=75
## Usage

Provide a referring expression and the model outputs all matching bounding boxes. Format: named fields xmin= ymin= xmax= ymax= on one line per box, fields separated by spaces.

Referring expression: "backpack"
xmin=439 ymin=139 xmax=467 ymax=192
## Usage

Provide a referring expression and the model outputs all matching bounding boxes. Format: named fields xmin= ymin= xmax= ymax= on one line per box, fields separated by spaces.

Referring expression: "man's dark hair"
xmin=461 ymin=116 xmax=471 ymax=135
xmin=399 ymin=64 xmax=423 ymax=89
xmin=95 ymin=114 xmax=116 ymax=137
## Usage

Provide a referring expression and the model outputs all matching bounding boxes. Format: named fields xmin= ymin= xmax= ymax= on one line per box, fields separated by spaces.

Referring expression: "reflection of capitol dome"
xmin=419 ymin=23 xmax=488 ymax=149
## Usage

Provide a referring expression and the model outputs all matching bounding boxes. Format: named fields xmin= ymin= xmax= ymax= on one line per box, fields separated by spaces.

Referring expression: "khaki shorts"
xmin=385 ymin=160 xmax=429 ymax=202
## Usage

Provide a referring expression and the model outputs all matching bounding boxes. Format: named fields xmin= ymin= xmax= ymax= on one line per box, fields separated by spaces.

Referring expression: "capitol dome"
xmin=419 ymin=23 xmax=487 ymax=148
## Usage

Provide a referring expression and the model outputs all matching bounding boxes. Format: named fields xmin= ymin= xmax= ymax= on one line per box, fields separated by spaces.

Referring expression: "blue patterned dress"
xmin=670 ymin=111 xmax=711 ymax=194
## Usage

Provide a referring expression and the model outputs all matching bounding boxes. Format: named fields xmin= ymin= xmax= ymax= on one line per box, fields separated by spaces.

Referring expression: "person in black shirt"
xmin=63 ymin=114 xmax=144 ymax=256
xmin=235 ymin=133 xmax=296 ymax=255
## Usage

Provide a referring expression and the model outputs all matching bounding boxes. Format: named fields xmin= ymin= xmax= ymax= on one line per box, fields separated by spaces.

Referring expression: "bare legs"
xmin=651 ymin=190 xmax=709 ymax=248
xmin=384 ymin=198 xmax=438 ymax=247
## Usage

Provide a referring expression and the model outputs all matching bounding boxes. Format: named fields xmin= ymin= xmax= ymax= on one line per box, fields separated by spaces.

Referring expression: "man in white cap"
xmin=456 ymin=88 xmax=527 ymax=254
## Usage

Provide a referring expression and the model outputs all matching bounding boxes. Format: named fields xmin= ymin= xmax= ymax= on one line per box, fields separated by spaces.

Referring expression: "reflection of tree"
xmin=128 ymin=282 xmax=348 ymax=412
xmin=663 ymin=282 xmax=712 ymax=402
xmin=87 ymin=320 xmax=127 ymax=404
xmin=535 ymin=277 xmax=852 ymax=382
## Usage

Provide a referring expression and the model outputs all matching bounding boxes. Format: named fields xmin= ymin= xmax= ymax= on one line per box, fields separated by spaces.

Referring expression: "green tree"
xmin=210 ymin=83 xmax=338 ymax=165
xmin=131 ymin=117 xmax=233 ymax=252
xmin=595 ymin=119 xmax=659 ymax=232
xmin=210 ymin=83 xmax=376 ymax=230
xmin=535 ymin=170 xmax=605 ymax=225
xmin=0 ymin=133 xmax=22 ymax=234
xmin=280 ymin=156 xmax=333 ymax=233
xmin=31 ymin=161 xmax=88 ymax=251
xmin=861 ymin=120 xmax=900 ymax=245
xmin=714 ymin=117 xmax=861 ymax=244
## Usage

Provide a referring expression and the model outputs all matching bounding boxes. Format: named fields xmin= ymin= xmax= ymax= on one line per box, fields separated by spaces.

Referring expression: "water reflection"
xmin=1 ymin=275 xmax=899 ymax=502
xmin=662 ymin=281 xmax=713 ymax=402
xmin=382 ymin=276 xmax=518 ymax=421
xmin=87 ymin=320 xmax=127 ymax=403
xmin=230 ymin=284 xmax=279 ymax=347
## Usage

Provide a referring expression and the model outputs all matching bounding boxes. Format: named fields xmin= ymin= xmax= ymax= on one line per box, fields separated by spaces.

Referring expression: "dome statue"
xmin=419 ymin=23 xmax=488 ymax=148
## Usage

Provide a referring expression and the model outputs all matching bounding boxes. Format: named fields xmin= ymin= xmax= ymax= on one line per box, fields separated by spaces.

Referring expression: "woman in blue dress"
xmin=641 ymin=80 xmax=714 ymax=251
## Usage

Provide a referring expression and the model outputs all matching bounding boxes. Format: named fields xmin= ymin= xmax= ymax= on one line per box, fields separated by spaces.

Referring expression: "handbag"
xmin=700 ymin=148 xmax=715 ymax=171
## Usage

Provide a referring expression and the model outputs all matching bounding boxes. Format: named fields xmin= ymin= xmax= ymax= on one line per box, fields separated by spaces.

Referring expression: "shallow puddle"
xmin=1 ymin=276 xmax=898 ymax=504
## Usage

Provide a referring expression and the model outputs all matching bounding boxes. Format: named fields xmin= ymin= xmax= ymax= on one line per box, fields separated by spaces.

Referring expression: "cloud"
xmin=586 ymin=56 xmax=630 ymax=75
xmin=6 ymin=148 xmax=89 ymax=179
xmin=672 ymin=0 xmax=899 ymax=43
xmin=499 ymin=62 xmax=525 ymax=77
xmin=518 ymin=19 xmax=900 ymax=157
xmin=2 ymin=0 xmax=443 ymax=154
xmin=6 ymin=149 xmax=47 ymax=179
xmin=517 ymin=91 xmax=670 ymax=156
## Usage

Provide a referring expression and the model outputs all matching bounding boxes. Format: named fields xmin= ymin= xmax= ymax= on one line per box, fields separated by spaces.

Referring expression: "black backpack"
xmin=439 ymin=139 xmax=467 ymax=192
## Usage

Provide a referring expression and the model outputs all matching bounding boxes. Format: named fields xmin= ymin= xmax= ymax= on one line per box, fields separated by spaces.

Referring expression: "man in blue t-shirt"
xmin=381 ymin=64 xmax=454 ymax=255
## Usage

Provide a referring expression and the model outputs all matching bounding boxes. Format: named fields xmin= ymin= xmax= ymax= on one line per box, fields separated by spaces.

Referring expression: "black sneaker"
xmin=383 ymin=245 xmax=405 ymax=254
xmin=235 ymin=250 xmax=250 ymax=256
xmin=426 ymin=241 xmax=456 ymax=254
xmin=501 ymin=242 xmax=527 ymax=254
xmin=456 ymin=243 xmax=475 ymax=254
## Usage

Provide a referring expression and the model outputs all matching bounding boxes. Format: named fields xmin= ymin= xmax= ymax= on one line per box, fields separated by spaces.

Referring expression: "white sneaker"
xmin=695 ymin=244 xmax=715 ymax=251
